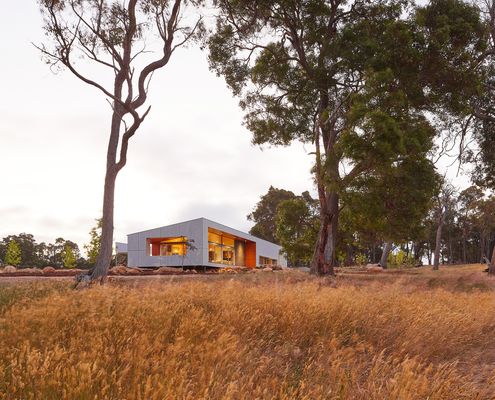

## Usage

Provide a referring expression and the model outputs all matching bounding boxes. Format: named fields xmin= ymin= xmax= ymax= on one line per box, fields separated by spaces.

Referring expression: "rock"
xmin=366 ymin=264 xmax=383 ymax=273
xmin=219 ymin=268 xmax=236 ymax=274
xmin=153 ymin=266 xmax=181 ymax=274
xmin=110 ymin=265 xmax=128 ymax=275
xmin=3 ymin=266 xmax=16 ymax=273
xmin=42 ymin=266 xmax=56 ymax=273
xmin=22 ymin=268 xmax=43 ymax=275
xmin=125 ymin=267 xmax=142 ymax=275
xmin=262 ymin=267 xmax=273 ymax=272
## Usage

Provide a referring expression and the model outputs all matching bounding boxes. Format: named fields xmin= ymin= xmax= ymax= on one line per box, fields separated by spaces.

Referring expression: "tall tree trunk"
xmin=462 ymin=230 xmax=467 ymax=264
xmin=379 ymin=240 xmax=392 ymax=269
xmin=489 ymin=242 xmax=495 ymax=275
xmin=91 ymin=169 xmax=117 ymax=282
xmin=311 ymin=192 xmax=338 ymax=275
xmin=91 ymin=108 xmax=123 ymax=283
xmin=311 ymin=111 xmax=339 ymax=276
xmin=480 ymin=232 xmax=486 ymax=263
xmin=433 ymin=219 xmax=444 ymax=271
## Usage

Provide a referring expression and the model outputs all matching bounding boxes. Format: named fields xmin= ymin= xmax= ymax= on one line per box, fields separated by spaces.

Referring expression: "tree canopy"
xmin=209 ymin=0 xmax=467 ymax=274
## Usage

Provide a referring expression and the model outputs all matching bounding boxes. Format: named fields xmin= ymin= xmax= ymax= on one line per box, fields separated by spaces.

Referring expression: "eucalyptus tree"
xmin=275 ymin=192 xmax=319 ymax=266
xmin=37 ymin=0 xmax=204 ymax=282
xmin=209 ymin=0 xmax=440 ymax=274
xmin=473 ymin=0 xmax=495 ymax=272
xmin=431 ymin=182 xmax=457 ymax=270
xmin=248 ymin=186 xmax=298 ymax=243
xmin=458 ymin=186 xmax=484 ymax=263
xmin=418 ymin=0 xmax=495 ymax=269
xmin=342 ymin=156 xmax=440 ymax=268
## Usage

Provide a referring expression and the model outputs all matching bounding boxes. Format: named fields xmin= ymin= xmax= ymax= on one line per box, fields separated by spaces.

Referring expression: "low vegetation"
xmin=0 ymin=266 xmax=494 ymax=399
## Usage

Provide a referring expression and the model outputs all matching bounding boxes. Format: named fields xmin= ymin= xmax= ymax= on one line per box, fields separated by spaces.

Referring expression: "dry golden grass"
xmin=0 ymin=266 xmax=494 ymax=399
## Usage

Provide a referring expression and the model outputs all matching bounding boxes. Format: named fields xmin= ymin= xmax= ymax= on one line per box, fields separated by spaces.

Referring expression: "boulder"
xmin=110 ymin=265 xmax=128 ymax=275
xmin=153 ymin=266 xmax=181 ymax=274
xmin=366 ymin=264 xmax=383 ymax=273
xmin=42 ymin=266 xmax=56 ymax=274
xmin=22 ymin=268 xmax=43 ymax=275
xmin=219 ymin=267 xmax=236 ymax=274
xmin=125 ymin=267 xmax=142 ymax=275
xmin=3 ymin=266 xmax=16 ymax=273
xmin=262 ymin=267 xmax=273 ymax=272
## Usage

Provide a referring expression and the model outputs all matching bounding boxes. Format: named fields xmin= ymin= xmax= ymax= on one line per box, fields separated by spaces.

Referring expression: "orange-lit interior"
xmin=147 ymin=237 xmax=188 ymax=257
xmin=208 ymin=228 xmax=256 ymax=268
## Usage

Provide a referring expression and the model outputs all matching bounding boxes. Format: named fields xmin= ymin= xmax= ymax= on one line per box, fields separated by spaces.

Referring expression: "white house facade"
xmin=126 ymin=218 xmax=287 ymax=269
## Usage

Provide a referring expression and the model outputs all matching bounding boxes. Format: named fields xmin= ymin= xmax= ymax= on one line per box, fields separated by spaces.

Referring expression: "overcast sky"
xmin=0 ymin=3 xmax=471 ymax=253
xmin=0 ymin=4 xmax=316 ymax=251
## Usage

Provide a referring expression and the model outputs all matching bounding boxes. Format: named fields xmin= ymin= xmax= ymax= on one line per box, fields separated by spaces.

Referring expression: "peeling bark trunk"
xmin=379 ymin=240 xmax=392 ymax=269
xmin=311 ymin=192 xmax=338 ymax=275
xmin=310 ymin=105 xmax=339 ymax=276
xmin=91 ymin=170 xmax=117 ymax=282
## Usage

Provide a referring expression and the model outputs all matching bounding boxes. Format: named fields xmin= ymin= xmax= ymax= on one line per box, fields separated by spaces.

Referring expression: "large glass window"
xmin=208 ymin=229 xmax=235 ymax=265
xmin=208 ymin=243 xmax=222 ymax=263
xmin=147 ymin=237 xmax=188 ymax=257
xmin=259 ymin=256 xmax=276 ymax=266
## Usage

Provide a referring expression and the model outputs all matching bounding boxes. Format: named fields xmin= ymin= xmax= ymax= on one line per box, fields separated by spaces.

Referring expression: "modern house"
xmin=125 ymin=218 xmax=286 ymax=269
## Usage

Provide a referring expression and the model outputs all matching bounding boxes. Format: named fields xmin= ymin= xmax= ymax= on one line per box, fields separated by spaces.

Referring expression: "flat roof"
xmin=127 ymin=217 xmax=281 ymax=248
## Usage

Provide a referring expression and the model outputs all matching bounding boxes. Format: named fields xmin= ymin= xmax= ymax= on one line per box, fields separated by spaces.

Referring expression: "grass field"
xmin=0 ymin=265 xmax=494 ymax=399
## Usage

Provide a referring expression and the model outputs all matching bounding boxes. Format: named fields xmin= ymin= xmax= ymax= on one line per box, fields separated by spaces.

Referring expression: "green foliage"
xmin=0 ymin=234 xmax=38 ymax=267
xmin=416 ymin=0 xmax=486 ymax=113
xmin=275 ymin=194 xmax=319 ymax=266
xmin=84 ymin=218 xmax=102 ymax=266
xmin=248 ymin=187 xmax=298 ymax=243
xmin=0 ymin=234 xmax=81 ymax=268
xmin=387 ymin=249 xmax=415 ymax=268
xmin=62 ymin=245 xmax=77 ymax=269
xmin=471 ymin=121 xmax=495 ymax=190
xmin=209 ymin=0 xmax=460 ymax=268
xmin=355 ymin=253 xmax=368 ymax=266
xmin=343 ymin=156 xmax=440 ymax=246
xmin=5 ymin=241 xmax=21 ymax=267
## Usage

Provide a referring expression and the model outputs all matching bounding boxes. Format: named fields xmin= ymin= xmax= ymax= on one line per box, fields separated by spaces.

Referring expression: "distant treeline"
xmin=249 ymin=186 xmax=495 ymax=268
xmin=0 ymin=234 xmax=88 ymax=269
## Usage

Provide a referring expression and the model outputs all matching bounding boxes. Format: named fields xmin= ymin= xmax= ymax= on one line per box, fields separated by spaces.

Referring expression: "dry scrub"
xmin=0 ymin=270 xmax=494 ymax=399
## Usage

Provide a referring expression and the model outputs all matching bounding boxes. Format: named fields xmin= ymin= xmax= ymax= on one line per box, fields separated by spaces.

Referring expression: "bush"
xmin=355 ymin=253 xmax=368 ymax=266
xmin=388 ymin=249 xmax=416 ymax=268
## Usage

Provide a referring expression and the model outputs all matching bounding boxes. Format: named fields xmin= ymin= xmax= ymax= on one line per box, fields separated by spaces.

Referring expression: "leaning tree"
xmin=37 ymin=0 xmax=204 ymax=282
